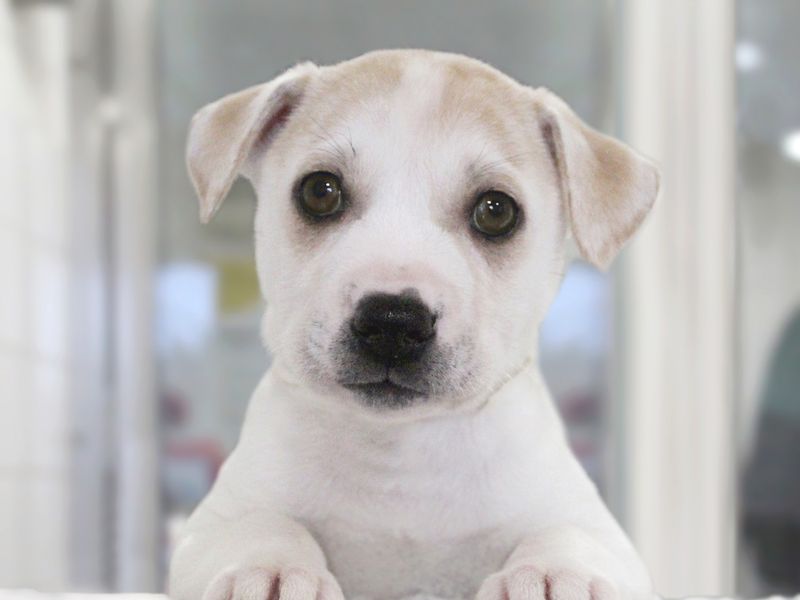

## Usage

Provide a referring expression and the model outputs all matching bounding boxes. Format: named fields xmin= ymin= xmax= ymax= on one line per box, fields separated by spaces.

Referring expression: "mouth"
xmin=341 ymin=378 xmax=424 ymax=407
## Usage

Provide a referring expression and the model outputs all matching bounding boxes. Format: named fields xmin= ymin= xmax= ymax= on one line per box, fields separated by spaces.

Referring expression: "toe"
xmin=545 ymin=570 xmax=589 ymax=600
xmin=278 ymin=567 xmax=319 ymax=600
xmin=506 ymin=566 xmax=547 ymax=600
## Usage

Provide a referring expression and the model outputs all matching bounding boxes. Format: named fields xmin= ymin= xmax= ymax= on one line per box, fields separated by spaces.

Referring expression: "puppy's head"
xmin=187 ymin=50 xmax=659 ymax=418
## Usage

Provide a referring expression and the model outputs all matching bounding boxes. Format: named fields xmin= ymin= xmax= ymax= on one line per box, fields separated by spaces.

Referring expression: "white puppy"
xmin=169 ymin=49 xmax=659 ymax=600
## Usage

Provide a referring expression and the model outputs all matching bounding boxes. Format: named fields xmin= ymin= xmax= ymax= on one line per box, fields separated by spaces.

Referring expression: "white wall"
xmin=618 ymin=0 xmax=736 ymax=596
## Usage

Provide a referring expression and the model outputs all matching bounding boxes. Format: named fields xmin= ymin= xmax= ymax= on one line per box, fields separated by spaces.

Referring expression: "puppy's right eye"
xmin=471 ymin=191 xmax=519 ymax=238
xmin=298 ymin=171 xmax=343 ymax=217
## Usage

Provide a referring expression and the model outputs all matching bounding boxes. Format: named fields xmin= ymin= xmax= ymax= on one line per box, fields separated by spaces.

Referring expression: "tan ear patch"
xmin=534 ymin=88 xmax=660 ymax=269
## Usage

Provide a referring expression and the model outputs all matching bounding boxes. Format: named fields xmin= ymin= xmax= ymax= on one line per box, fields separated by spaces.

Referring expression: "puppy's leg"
xmin=475 ymin=525 xmax=653 ymax=600
xmin=169 ymin=505 xmax=342 ymax=600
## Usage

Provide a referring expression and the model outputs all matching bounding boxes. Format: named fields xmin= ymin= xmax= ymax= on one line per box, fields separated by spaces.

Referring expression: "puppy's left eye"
xmin=471 ymin=191 xmax=519 ymax=237
xmin=298 ymin=171 xmax=343 ymax=217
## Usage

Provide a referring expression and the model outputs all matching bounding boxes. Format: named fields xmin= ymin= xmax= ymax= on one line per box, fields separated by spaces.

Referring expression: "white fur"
xmin=171 ymin=50 xmax=658 ymax=600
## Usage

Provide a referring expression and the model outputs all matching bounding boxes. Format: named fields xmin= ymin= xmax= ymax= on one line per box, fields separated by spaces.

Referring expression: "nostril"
xmin=403 ymin=316 xmax=435 ymax=343
xmin=351 ymin=321 xmax=382 ymax=338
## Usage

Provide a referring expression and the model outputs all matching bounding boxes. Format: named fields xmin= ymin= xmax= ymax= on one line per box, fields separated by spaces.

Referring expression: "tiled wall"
xmin=0 ymin=3 xmax=71 ymax=590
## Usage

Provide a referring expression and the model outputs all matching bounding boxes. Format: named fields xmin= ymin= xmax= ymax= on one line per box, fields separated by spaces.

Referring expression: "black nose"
xmin=351 ymin=293 xmax=436 ymax=365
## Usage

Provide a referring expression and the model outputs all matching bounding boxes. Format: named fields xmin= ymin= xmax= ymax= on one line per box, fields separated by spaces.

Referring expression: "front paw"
xmin=203 ymin=566 xmax=344 ymax=600
xmin=476 ymin=564 xmax=618 ymax=600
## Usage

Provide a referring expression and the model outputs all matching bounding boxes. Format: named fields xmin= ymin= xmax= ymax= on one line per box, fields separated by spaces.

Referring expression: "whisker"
xmin=474 ymin=150 xmax=537 ymax=176
xmin=347 ymin=126 xmax=357 ymax=157
xmin=307 ymin=115 xmax=353 ymax=165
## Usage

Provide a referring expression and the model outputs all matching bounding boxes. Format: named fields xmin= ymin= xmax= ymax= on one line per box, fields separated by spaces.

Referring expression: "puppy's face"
xmin=187 ymin=50 xmax=659 ymax=418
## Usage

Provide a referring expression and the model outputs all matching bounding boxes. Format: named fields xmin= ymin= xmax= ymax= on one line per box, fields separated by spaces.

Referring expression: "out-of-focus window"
xmin=156 ymin=0 xmax=619 ymax=577
xmin=736 ymin=0 xmax=800 ymax=595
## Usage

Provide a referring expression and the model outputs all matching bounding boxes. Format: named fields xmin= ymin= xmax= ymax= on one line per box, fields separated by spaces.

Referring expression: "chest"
xmin=305 ymin=512 xmax=520 ymax=599
xmin=277 ymin=437 xmax=541 ymax=599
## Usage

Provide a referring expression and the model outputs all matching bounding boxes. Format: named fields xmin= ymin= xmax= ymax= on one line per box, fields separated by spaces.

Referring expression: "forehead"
xmin=283 ymin=51 xmax=535 ymax=169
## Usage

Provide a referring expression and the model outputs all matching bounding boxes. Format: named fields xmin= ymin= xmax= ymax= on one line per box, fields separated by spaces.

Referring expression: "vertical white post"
xmin=69 ymin=0 xmax=115 ymax=589
xmin=110 ymin=0 xmax=159 ymax=591
xmin=618 ymin=0 xmax=736 ymax=596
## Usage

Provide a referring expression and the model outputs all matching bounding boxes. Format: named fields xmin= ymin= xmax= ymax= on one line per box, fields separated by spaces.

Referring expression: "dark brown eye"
xmin=298 ymin=171 xmax=343 ymax=217
xmin=471 ymin=191 xmax=519 ymax=237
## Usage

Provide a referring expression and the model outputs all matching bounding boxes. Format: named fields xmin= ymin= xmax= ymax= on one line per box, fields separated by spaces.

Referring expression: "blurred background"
xmin=0 ymin=0 xmax=798 ymax=597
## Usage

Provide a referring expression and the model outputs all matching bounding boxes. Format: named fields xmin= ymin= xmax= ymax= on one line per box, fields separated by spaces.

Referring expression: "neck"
xmin=247 ymin=358 xmax=565 ymax=537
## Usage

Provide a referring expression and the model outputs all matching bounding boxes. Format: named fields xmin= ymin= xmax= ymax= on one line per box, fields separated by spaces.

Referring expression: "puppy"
xmin=169 ymin=49 xmax=659 ymax=600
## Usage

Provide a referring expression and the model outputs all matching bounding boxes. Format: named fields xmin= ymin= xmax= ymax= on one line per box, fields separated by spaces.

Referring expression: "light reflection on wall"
xmin=156 ymin=262 xmax=217 ymax=356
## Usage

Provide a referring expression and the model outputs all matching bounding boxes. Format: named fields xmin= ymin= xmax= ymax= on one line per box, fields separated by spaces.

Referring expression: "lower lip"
xmin=343 ymin=380 xmax=422 ymax=405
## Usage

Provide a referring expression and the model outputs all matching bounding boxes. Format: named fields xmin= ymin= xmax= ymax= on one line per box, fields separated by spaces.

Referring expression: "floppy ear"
xmin=533 ymin=88 xmax=660 ymax=269
xmin=186 ymin=61 xmax=318 ymax=223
